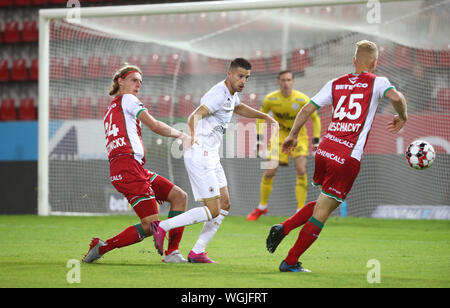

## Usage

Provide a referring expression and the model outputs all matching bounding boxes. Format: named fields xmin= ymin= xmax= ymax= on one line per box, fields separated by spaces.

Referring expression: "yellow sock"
xmin=295 ymin=174 xmax=307 ymax=209
xmin=259 ymin=176 xmax=274 ymax=206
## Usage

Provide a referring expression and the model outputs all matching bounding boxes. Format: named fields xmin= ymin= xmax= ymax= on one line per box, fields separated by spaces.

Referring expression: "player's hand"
xmin=282 ymin=135 xmax=297 ymax=154
xmin=179 ymin=133 xmax=195 ymax=150
xmin=312 ymin=137 xmax=320 ymax=154
xmin=387 ymin=115 xmax=406 ymax=134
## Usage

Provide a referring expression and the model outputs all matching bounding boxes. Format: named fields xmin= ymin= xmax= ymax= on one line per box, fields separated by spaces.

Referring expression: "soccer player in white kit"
xmin=152 ymin=58 xmax=279 ymax=262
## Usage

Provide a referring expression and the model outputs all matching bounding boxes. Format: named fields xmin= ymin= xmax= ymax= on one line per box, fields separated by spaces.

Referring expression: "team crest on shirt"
xmin=348 ymin=76 xmax=358 ymax=84
xmin=291 ymin=103 xmax=299 ymax=110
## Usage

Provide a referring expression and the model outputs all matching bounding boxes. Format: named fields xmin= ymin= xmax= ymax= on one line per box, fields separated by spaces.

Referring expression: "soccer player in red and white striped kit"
xmin=83 ymin=64 xmax=191 ymax=263
xmin=266 ymin=40 xmax=408 ymax=272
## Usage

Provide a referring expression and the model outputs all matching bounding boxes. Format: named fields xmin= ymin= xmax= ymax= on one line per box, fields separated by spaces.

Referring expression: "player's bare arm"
xmin=187 ymin=105 xmax=210 ymax=145
xmin=138 ymin=109 xmax=190 ymax=144
xmin=385 ymin=88 xmax=407 ymax=134
xmin=234 ymin=103 xmax=279 ymax=130
xmin=282 ymin=102 xmax=318 ymax=154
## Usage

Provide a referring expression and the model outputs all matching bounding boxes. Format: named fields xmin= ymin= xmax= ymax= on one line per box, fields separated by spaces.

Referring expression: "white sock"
xmin=257 ymin=204 xmax=268 ymax=210
xmin=192 ymin=209 xmax=229 ymax=254
xmin=159 ymin=206 xmax=212 ymax=232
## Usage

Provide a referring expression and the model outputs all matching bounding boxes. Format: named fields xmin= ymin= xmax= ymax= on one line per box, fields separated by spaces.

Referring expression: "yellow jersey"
xmin=256 ymin=89 xmax=321 ymax=139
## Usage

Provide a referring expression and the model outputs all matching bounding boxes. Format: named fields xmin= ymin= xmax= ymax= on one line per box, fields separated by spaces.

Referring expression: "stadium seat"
xmin=49 ymin=0 xmax=67 ymax=4
xmin=251 ymin=50 xmax=268 ymax=73
xmin=177 ymin=94 xmax=195 ymax=117
xmin=184 ymin=53 xmax=204 ymax=76
xmin=76 ymin=97 xmax=94 ymax=119
xmin=11 ymin=58 xmax=28 ymax=81
xmin=174 ymin=14 xmax=190 ymax=35
xmin=19 ymin=98 xmax=36 ymax=120
xmin=86 ymin=56 xmax=104 ymax=78
xmin=156 ymin=95 xmax=172 ymax=117
xmin=50 ymin=57 xmax=65 ymax=80
xmin=4 ymin=20 xmax=20 ymax=43
xmin=31 ymin=0 xmax=49 ymax=5
xmin=268 ymin=53 xmax=282 ymax=73
xmin=207 ymin=57 xmax=226 ymax=75
xmin=165 ymin=53 xmax=184 ymax=76
xmin=67 ymin=57 xmax=85 ymax=79
xmin=436 ymin=88 xmax=450 ymax=113
xmin=193 ymin=13 xmax=210 ymax=34
xmin=291 ymin=49 xmax=310 ymax=72
xmin=58 ymin=21 xmax=76 ymax=41
xmin=377 ymin=45 xmax=390 ymax=68
xmin=392 ymin=45 xmax=412 ymax=69
xmin=105 ymin=55 xmax=122 ymax=77
xmin=96 ymin=96 xmax=110 ymax=118
xmin=0 ymin=99 xmax=17 ymax=121
xmin=126 ymin=55 xmax=143 ymax=68
xmin=56 ymin=98 xmax=74 ymax=119
xmin=341 ymin=5 xmax=359 ymax=22
xmin=438 ymin=50 xmax=450 ymax=67
xmin=22 ymin=20 xmax=38 ymax=42
xmin=0 ymin=59 xmax=10 ymax=82
xmin=416 ymin=49 xmax=437 ymax=68
xmin=320 ymin=6 xmax=336 ymax=19
xmin=0 ymin=0 xmax=14 ymax=7
xmin=242 ymin=93 xmax=259 ymax=110
xmin=30 ymin=58 xmax=38 ymax=81
xmin=15 ymin=0 xmax=32 ymax=7
xmin=145 ymin=53 xmax=164 ymax=77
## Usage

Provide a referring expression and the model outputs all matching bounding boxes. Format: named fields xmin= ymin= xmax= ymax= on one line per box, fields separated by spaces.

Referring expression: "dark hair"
xmin=229 ymin=58 xmax=252 ymax=71
xmin=278 ymin=70 xmax=294 ymax=79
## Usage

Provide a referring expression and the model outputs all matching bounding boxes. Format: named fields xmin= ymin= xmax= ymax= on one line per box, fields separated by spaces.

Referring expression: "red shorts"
xmin=109 ymin=155 xmax=175 ymax=219
xmin=312 ymin=137 xmax=361 ymax=202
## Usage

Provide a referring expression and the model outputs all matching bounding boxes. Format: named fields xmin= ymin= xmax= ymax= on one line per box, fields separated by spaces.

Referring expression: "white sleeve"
xmin=122 ymin=94 xmax=146 ymax=119
xmin=310 ymin=80 xmax=334 ymax=108
xmin=201 ymin=92 xmax=221 ymax=114
xmin=374 ymin=76 xmax=395 ymax=99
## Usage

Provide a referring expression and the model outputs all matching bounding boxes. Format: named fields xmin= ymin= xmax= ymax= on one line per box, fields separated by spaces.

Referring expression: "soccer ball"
xmin=405 ymin=140 xmax=435 ymax=170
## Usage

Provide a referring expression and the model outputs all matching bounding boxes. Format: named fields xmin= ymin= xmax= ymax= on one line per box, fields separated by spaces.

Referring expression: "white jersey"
xmin=195 ymin=80 xmax=240 ymax=153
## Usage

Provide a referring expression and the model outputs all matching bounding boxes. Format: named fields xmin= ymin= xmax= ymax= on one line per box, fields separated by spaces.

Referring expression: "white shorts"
xmin=184 ymin=144 xmax=227 ymax=202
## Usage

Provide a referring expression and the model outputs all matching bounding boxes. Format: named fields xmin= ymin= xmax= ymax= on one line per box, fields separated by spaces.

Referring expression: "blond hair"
xmin=354 ymin=40 xmax=378 ymax=66
xmin=109 ymin=64 xmax=142 ymax=96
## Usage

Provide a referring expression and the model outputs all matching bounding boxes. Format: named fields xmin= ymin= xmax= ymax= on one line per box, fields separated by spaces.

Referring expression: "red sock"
xmin=100 ymin=225 xmax=142 ymax=255
xmin=282 ymin=201 xmax=316 ymax=235
xmin=165 ymin=211 xmax=185 ymax=256
xmin=284 ymin=216 xmax=323 ymax=265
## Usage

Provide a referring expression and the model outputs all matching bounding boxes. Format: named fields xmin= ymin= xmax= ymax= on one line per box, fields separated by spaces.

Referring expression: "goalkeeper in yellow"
xmin=247 ymin=70 xmax=321 ymax=221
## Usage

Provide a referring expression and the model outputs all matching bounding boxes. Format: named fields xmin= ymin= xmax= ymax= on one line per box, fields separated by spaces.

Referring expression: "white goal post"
xmin=38 ymin=0 xmax=450 ymax=216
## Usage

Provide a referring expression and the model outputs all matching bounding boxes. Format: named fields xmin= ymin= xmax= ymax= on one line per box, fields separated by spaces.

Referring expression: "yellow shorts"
xmin=267 ymin=129 xmax=309 ymax=165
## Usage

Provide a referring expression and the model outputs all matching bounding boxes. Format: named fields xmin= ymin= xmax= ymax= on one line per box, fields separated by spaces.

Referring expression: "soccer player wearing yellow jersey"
xmin=247 ymin=70 xmax=321 ymax=221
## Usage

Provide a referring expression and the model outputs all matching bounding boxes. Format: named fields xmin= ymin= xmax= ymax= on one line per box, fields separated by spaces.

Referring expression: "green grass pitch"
xmin=0 ymin=215 xmax=449 ymax=288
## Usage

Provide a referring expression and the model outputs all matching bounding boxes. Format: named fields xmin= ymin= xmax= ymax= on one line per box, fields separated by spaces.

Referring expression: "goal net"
xmin=38 ymin=0 xmax=450 ymax=217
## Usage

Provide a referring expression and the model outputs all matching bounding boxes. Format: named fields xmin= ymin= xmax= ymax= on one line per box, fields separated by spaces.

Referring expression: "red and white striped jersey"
xmin=103 ymin=94 xmax=147 ymax=164
xmin=310 ymin=72 xmax=394 ymax=160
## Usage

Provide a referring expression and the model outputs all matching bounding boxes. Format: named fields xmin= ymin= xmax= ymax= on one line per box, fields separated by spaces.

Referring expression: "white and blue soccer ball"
xmin=405 ymin=140 xmax=435 ymax=170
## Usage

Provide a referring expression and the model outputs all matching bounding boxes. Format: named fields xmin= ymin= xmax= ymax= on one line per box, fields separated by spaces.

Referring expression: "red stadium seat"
xmin=251 ymin=50 xmax=268 ymax=73
xmin=165 ymin=53 xmax=184 ymax=76
xmin=58 ymin=21 xmax=76 ymax=41
xmin=4 ymin=20 xmax=20 ymax=43
xmin=177 ymin=94 xmax=195 ymax=117
xmin=126 ymin=55 xmax=143 ymax=68
xmin=56 ymin=98 xmax=74 ymax=119
xmin=77 ymin=97 xmax=94 ymax=119
xmin=15 ymin=0 xmax=32 ymax=7
xmin=320 ymin=6 xmax=336 ymax=19
xmin=342 ymin=5 xmax=359 ymax=22
xmin=193 ymin=13 xmax=210 ymax=34
xmin=145 ymin=53 xmax=164 ymax=77
xmin=436 ymin=88 xmax=450 ymax=113
xmin=156 ymin=95 xmax=173 ymax=117
xmin=242 ymin=93 xmax=259 ymax=110
xmin=392 ymin=45 xmax=412 ymax=69
xmin=30 ymin=58 xmax=38 ymax=81
xmin=207 ymin=57 xmax=226 ymax=75
xmin=31 ymin=0 xmax=49 ymax=5
xmin=50 ymin=57 xmax=65 ymax=80
xmin=86 ymin=56 xmax=104 ymax=78
xmin=438 ymin=50 xmax=450 ymax=67
xmin=67 ymin=57 xmax=85 ymax=79
xmin=416 ymin=49 xmax=437 ymax=68
xmin=105 ymin=55 xmax=122 ymax=77
xmin=19 ymin=98 xmax=36 ymax=121
xmin=22 ymin=20 xmax=38 ymax=42
xmin=291 ymin=49 xmax=310 ymax=72
xmin=96 ymin=96 xmax=110 ymax=118
xmin=0 ymin=99 xmax=17 ymax=121
xmin=11 ymin=58 xmax=28 ymax=81
xmin=376 ymin=45 xmax=390 ymax=68
xmin=0 ymin=59 xmax=10 ymax=82
xmin=185 ymin=53 xmax=204 ymax=76
xmin=0 ymin=0 xmax=14 ymax=7
xmin=268 ymin=53 xmax=282 ymax=73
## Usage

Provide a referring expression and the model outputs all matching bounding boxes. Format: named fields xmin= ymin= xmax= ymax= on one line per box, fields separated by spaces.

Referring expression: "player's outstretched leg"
xmin=266 ymin=224 xmax=285 ymax=253
xmin=82 ymin=237 xmax=107 ymax=263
